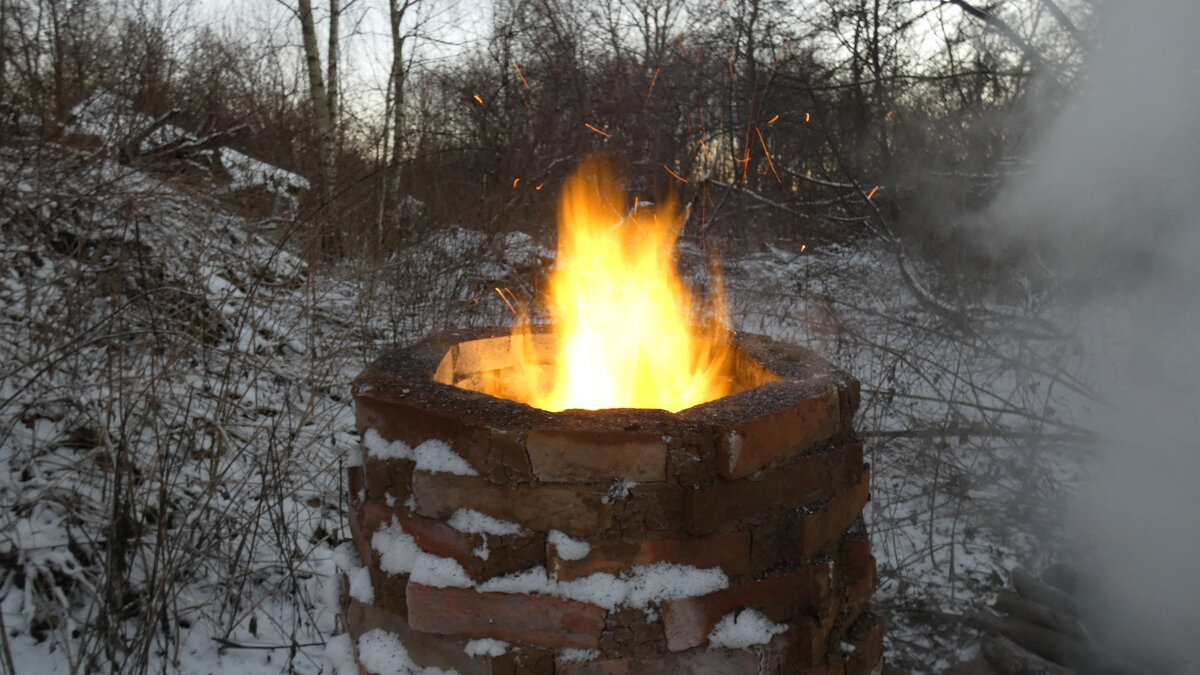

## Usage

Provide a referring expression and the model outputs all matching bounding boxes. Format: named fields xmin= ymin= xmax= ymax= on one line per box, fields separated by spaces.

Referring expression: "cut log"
xmin=980 ymin=634 xmax=1076 ymax=675
xmin=965 ymin=612 xmax=1151 ymax=675
xmin=1012 ymin=568 xmax=1078 ymax=617
xmin=990 ymin=590 xmax=1089 ymax=642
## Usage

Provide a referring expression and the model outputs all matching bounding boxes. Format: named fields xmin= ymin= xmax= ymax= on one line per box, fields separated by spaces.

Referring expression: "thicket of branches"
xmin=1 ymin=0 xmax=1094 ymax=259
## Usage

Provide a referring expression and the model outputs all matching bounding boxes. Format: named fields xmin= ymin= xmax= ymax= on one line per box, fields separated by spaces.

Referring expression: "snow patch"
xmin=602 ymin=479 xmax=638 ymax=504
xmin=464 ymin=638 xmax=509 ymax=657
xmin=448 ymin=509 xmax=523 ymax=536
xmin=557 ymin=648 xmax=600 ymax=664
xmin=707 ymin=608 xmax=789 ymax=648
xmin=358 ymin=628 xmax=460 ymax=674
xmin=363 ymin=429 xmax=412 ymax=460
xmin=414 ymin=440 xmax=478 ymax=476
xmin=372 ymin=522 xmax=473 ymax=588
xmin=548 ymin=530 xmax=591 ymax=561
xmin=322 ymin=633 xmax=357 ymax=675
xmin=332 ymin=543 xmax=374 ymax=604
xmin=479 ymin=562 xmax=728 ymax=611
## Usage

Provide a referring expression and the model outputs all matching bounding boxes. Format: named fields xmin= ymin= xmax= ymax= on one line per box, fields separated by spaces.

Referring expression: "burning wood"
xmin=469 ymin=156 xmax=738 ymax=413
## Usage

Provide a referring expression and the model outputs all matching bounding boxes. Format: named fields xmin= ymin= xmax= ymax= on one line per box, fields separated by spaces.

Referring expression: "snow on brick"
xmin=463 ymin=638 xmax=509 ymax=658
xmin=557 ymin=648 xmax=600 ymax=664
xmin=371 ymin=522 xmax=472 ymax=588
xmin=447 ymin=509 xmax=523 ymax=536
xmin=363 ymin=429 xmax=413 ymax=460
xmin=548 ymin=530 xmax=590 ymax=561
xmin=413 ymin=440 xmax=478 ymax=476
xmin=477 ymin=562 xmax=729 ymax=612
xmin=707 ymin=608 xmax=788 ymax=649
xmin=331 ymin=544 xmax=374 ymax=604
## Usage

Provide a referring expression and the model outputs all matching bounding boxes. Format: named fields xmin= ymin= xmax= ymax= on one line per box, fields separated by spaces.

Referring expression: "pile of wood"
xmin=959 ymin=565 xmax=1195 ymax=675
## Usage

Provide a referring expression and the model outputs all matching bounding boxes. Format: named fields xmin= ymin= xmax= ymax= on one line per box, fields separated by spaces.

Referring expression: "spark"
xmin=800 ymin=244 xmax=807 ymax=252
xmin=535 ymin=183 xmax=544 ymax=190
xmin=585 ymin=123 xmax=611 ymax=138
xmin=768 ymin=114 xmax=779 ymax=124
xmin=887 ymin=110 xmax=895 ymax=117
xmin=755 ymin=126 xmax=780 ymax=183
xmin=513 ymin=178 xmax=520 ymax=188
xmin=539 ymin=43 xmax=562 ymax=76
xmin=664 ymin=166 xmax=688 ymax=183
xmin=496 ymin=288 xmax=516 ymax=314
xmin=866 ymin=185 xmax=880 ymax=200
xmin=473 ymin=94 xmax=484 ymax=104
xmin=805 ymin=112 xmax=811 ymax=122
xmin=513 ymin=61 xmax=530 ymax=89
xmin=645 ymin=68 xmax=660 ymax=107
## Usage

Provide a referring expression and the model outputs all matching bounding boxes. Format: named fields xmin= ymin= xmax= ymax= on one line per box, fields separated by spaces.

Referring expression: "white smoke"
xmin=988 ymin=0 xmax=1200 ymax=660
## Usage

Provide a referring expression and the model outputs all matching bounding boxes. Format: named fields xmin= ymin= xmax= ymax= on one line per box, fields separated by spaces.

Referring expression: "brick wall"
xmin=343 ymin=327 xmax=882 ymax=674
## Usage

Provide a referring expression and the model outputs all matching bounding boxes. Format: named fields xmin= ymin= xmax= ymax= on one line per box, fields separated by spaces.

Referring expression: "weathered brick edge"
xmin=342 ymin=327 xmax=881 ymax=674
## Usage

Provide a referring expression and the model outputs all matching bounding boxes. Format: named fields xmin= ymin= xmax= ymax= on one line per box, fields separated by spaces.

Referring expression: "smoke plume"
xmin=987 ymin=0 xmax=1200 ymax=661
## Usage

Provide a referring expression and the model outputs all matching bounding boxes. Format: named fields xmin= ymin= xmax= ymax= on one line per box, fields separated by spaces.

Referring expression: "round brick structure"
xmin=344 ymin=326 xmax=881 ymax=674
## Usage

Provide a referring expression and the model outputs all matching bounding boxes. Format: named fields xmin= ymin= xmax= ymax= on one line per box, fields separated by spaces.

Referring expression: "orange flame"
xmin=507 ymin=156 xmax=732 ymax=412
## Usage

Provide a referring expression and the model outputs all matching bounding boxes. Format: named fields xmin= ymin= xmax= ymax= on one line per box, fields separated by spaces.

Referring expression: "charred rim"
xmin=433 ymin=325 xmax=780 ymax=408
xmin=353 ymin=325 xmax=861 ymax=483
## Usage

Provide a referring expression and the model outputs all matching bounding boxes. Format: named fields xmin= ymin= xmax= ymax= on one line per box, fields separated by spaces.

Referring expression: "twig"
xmin=212 ymin=637 xmax=325 ymax=650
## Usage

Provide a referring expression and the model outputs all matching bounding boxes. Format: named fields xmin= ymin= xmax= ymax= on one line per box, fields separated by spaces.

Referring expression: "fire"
xmin=505 ymin=156 xmax=733 ymax=412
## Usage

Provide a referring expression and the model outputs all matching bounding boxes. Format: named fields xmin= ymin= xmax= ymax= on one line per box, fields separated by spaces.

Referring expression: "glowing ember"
xmin=503 ymin=156 xmax=733 ymax=412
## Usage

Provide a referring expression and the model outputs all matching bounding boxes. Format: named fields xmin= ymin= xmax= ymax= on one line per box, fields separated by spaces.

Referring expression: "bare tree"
xmin=294 ymin=0 xmax=338 ymax=202
xmin=379 ymin=0 xmax=420 ymax=240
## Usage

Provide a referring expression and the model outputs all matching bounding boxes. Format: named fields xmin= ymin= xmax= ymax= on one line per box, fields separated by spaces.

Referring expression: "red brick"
xmin=347 ymin=501 xmax=375 ymax=569
xmin=411 ymin=470 xmax=611 ymax=538
xmin=608 ymin=482 xmax=687 ymax=538
xmin=549 ymin=531 xmax=752 ymax=582
xmin=838 ymin=537 xmax=874 ymax=582
xmin=660 ymin=562 xmax=834 ymax=652
xmin=791 ymin=468 xmax=871 ymax=560
xmin=839 ymin=562 xmax=877 ymax=640
xmin=843 ymin=613 xmax=883 ymax=675
xmin=525 ymin=428 xmax=667 ymax=483
xmin=837 ymin=379 xmax=861 ymax=436
xmin=555 ymin=647 xmax=760 ymax=674
xmin=685 ymin=448 xmax=851 ymax=536
xmin=362 ymin=454 xmax=413 ymax=503
xmin=406 ymin=581 xmax=607 ymax=649
xmin=348 ymin=465 xmax=365 ymax=506
xmin=364 ymin=564 xmax=409 ymax=619
xmin=716 ymin=385 xmax=840 ymax=479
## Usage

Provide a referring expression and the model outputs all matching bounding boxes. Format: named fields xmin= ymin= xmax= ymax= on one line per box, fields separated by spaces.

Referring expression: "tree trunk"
xmin=0 ymin=0 xmax=8 ymax=98
xmin=326 ymin=0 xmax=340 ymax=185
xmin=297 ymin=0 xmax=334 ymax=196
xmin=386 ymin=0 xmax=415 ymax=231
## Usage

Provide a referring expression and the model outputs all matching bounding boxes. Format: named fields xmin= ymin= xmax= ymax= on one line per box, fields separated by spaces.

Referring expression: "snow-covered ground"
xmin=0 ymin=143 xmax=1087 ymax=673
